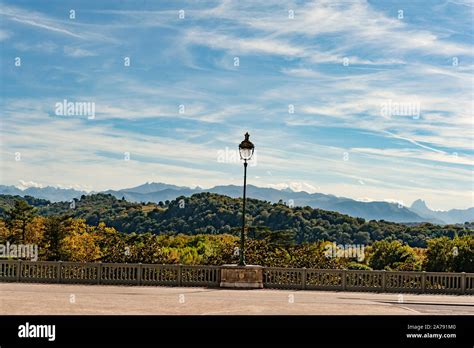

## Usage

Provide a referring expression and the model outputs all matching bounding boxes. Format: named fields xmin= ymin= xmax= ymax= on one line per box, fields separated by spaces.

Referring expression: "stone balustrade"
xmin=0 ymin=260 xmax=472 ymax=294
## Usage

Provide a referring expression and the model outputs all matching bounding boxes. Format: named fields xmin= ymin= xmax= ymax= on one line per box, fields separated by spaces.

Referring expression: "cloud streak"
xmin=0 ymin=0 xmax=472 ymax=210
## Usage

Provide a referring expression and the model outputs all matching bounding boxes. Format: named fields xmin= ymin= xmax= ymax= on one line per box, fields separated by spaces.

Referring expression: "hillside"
xmin=4 ymin=182 xmax=469 ymax=224
xmin=0 ymin=193 xmax=470 ymax=248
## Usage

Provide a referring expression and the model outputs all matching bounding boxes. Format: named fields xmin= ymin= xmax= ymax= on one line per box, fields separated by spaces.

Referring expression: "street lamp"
xmin=219 ymin=132 xmax=262 ymax=289
xmin=238 ymin=132 xmax=254 ymax=266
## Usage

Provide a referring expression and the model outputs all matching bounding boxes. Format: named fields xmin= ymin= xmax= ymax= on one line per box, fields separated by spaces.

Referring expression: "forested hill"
xmin=0 ymin=193 xmax=471 ymax=247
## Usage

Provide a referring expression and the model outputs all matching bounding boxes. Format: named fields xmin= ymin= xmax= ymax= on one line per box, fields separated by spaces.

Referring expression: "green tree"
xmin=368 ymin=240 xmax=420 ymax=271
xmin=451 ymin=235 xmax=474 ymax=272
xmin=42 ymin=216 xmax=67 ymax=260
xmin=425 ymin=235 xmax=473 ymax=272
xmin=424 ymin=237 xmax=452 ymax=272
xmin=6 ymin=200 xmax=36 ymax=243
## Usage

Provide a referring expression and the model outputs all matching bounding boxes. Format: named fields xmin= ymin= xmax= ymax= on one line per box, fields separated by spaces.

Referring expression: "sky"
xmin=0 ymin=0 xmax=473 ymax=211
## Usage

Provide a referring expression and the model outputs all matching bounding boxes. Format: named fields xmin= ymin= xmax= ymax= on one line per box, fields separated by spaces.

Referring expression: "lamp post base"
xmin=220 ymin=264 xmax=264 ymax=289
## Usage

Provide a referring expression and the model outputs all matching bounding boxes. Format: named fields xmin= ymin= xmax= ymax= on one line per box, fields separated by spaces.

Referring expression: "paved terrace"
xmin=1 ymin=283 xmax=473 ymax=315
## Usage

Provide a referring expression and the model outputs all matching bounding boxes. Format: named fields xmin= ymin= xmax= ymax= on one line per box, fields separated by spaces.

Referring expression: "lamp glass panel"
xmin=239 ymin=148 xmax=253 ymax=160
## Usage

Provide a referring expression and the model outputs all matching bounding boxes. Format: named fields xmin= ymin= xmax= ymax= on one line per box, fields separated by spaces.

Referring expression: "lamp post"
xmin=238 ymin=132 xmax=254 ymax=266
xmin=219 ymin=132 xmax=262 ymax=289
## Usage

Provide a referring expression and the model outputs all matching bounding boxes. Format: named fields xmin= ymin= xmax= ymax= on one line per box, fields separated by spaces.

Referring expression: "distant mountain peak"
xmin=123 ymin=182 xmax=185 ymax=194
xmin=144 ymin=181 xmax=163 ymax=186
xmin=1 ymin=182 xmax=472 ymax=224
xmin=411 ymin=199 xmax=430 ymax=211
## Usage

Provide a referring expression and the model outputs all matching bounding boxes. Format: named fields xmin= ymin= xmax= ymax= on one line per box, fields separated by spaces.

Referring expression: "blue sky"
xmin=0 ymin=0 xmax=473 ymax=210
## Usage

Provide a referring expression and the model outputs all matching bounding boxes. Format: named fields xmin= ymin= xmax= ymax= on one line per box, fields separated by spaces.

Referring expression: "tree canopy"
xmin=0 ymin=194 xmax=472 ymax=271
xmin=1 ymin=193 xmax=470 ymax=248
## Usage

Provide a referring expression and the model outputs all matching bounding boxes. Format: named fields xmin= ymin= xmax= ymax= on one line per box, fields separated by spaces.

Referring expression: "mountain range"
xmin=2 ymin=192 xmax=470 ymax=248
xmin=0 ymin=182 xmax=472 ymax=224
xmin=410 ymin=199 xmax=474 ymax=225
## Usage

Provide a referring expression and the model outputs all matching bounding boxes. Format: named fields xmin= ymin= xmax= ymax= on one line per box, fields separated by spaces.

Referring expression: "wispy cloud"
xmin=1 ymin=0 xmax=472 ymax=210
xmin=0 ymin=5 xmax=84 ymax=39
xmin=63 ymin=46 xmax=96 ymax=57
xmin=0 ymin=28 xmax=10 ymax=41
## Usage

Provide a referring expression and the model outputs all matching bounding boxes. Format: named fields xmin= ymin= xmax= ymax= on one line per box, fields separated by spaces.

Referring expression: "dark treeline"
xmin=1 ymin=193 xmax=470 ymax=247
xmin=0 ymin=194 xmax=472 ymax=272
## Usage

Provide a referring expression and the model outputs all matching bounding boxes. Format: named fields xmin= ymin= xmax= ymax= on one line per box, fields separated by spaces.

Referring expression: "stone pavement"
xmin=1 ymin=283 xmax=473 ymax=315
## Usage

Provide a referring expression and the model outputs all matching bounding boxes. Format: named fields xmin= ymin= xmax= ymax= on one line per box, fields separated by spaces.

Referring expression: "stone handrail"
xmin=0 ymin=260 xmax=472 ymax=294
xmin=263 ymin=267 xmax=474 ymax=294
